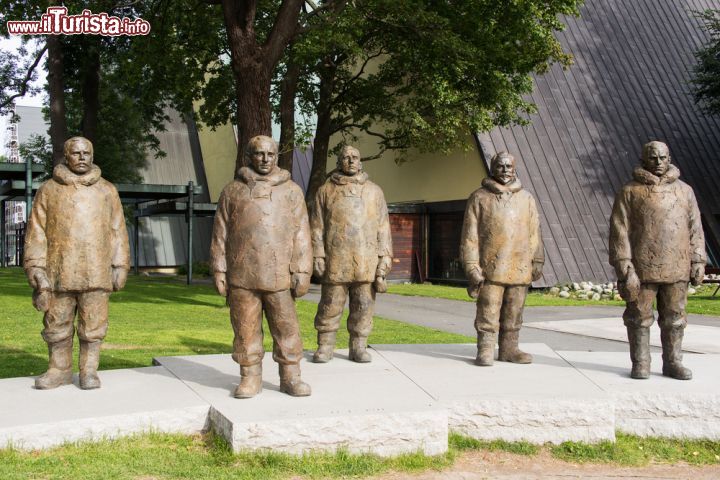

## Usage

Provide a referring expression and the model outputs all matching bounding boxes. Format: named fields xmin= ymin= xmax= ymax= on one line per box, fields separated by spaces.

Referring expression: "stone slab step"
xmin=154 ymin=351 xmax=448 ymax=457
xmin=557 ymin=351 xmax=720 ymax=439
xmin=0 ymin=366 xmax=210 ymax=450
xmin=374 ymin=343 xmax=616 ymax=445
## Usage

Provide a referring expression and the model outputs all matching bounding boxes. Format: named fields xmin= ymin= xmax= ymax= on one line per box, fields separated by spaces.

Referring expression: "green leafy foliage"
xmin=693 ymin=9 xmax=720 ymax=114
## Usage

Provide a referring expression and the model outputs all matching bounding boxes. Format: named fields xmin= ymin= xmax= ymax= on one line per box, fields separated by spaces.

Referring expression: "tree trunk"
xmin=80 ymin=38 xmax=101 ymax=144
xmin=220 ymin=0 xmax=305 ymax=177
xmin=278 ymin=61 xmax=300 ymax=172
xmin=306 ymin=65 xmax=335 ymax=207
xmin=47 ymin=35 xmax=68 ymax=167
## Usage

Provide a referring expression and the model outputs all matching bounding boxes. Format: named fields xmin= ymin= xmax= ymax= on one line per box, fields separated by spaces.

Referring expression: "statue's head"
xmin=641 ymin=141 xmax=670 ymax=177
xmin=336 ymin=145 xmax=362 ymax=176
xmin=490 ymin=151 xmax=516 ymax=185
xmin=63 ymin=137 xmax=94 ymax=175
xmin=245 ymin=135 xmax=278 ymax=175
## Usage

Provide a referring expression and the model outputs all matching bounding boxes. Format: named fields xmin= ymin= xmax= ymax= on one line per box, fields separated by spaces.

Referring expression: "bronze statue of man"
xmin=24 ymin=136 xmax=130 ymax=390
xmin=310 ymin=145 xmax=392 ymax=363
xmin=210 ymin=135 xmax=312 ymax=398
xmin=609 ymin=141 xmax=705 ymax=380
xmin=460 ymin=151 xmax=544 ymax=366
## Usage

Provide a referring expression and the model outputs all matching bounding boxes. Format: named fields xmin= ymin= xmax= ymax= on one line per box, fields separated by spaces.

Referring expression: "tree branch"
xmin=0 ymin=43 xmax=47 ymax=111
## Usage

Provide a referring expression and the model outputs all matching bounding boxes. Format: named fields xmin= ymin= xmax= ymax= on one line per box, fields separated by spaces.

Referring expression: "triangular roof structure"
xmin=477 ymin=0 xmax=720 ymax=286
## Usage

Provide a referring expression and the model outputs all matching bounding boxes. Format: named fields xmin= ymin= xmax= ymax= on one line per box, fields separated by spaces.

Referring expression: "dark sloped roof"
xmin=477 ymin=0 xmax=720 ymax=286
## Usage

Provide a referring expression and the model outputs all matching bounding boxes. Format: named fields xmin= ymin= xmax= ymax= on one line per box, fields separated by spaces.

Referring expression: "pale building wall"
xmin=195 ymin=122 xmax=237 ymax=202
xmin=325 ymin=132 xmax=488 ymax=203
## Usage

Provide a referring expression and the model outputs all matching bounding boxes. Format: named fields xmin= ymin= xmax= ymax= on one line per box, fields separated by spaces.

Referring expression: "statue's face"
xmin=642 ymin=144 xmax=670 ymax=176
xmin=337 ymin=147 xmax=361 ymax=176
xmin=248 ymin=138 xmax=278 ymax=175
xmin=492 ymin=156 xmax=516 ymax=185
xmin=65 ymin=139 xmax=93 ymax=175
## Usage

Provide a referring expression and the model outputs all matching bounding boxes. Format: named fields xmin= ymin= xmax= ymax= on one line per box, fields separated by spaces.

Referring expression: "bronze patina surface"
xmin=310 ymin=145 xmax=393 ymax=363
xmin=210 ymin=135 xmax=312 ymax=398
xmin=460 ymin=152 xmax=544 ymax=367
xmin=24 ymin=136 xmax=130 ymax=390
xmin=609 ymin=141 xmax=705 ymax=380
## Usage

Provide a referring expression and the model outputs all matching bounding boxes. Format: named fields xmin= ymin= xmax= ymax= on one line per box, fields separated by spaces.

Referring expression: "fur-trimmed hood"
xmin=632 ymin=164 xmax=681 ymax=185
xmin=481 ymin=177 xmax=523 ymax=194
xmin=329 ymin=170 xmax=368 ymax=185
xmin=237 ymin=166 xmax=290 ymax=187
xmin=53 ymin=163 xmax=102 ymax=187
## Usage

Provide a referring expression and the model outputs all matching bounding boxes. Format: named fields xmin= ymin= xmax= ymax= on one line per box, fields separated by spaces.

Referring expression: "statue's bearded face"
xmin=337 ymin=146 xmax=361 ymax=176
xmin=65 ymin=139 xmax=93 ymax=175
xmin=248 ymin=138 xmax=278 ymax=175
xmin=642 ymin=144 xmax=670 ymax=177
xmin=492 ymin=155 xmax=516 ymax=185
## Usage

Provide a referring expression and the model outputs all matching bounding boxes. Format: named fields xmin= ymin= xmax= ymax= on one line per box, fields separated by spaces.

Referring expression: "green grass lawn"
xmin=0 ymin=431 xmax=717 ymax=480
xmin=387 ymin=283 xmax=720 ymax=316
xmin=0 ymin=268 xmax=471 ymax=379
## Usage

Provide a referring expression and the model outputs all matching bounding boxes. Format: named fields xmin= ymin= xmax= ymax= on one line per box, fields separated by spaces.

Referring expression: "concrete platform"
xmin=374 ymin=343 xmax=616 ymax=444
xmin=154 ymin=351 xmax=448 ymax=456
xmin=557 ymin=351 xmax=720 ymax=439
xmin=0 ymin=366 xmax=210 ymax=450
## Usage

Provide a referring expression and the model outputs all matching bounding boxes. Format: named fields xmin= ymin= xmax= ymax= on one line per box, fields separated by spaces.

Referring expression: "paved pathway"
xmin=304 ymin=286 xmax=720 ymax=353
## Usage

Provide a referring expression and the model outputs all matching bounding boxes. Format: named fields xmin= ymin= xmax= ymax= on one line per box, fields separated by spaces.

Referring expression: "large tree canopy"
xmin=693 ymin=9 xmax=720 ymax=115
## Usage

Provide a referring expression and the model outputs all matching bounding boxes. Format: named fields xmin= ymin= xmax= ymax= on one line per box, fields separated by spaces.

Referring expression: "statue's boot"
xmin=234 ymin=364 xmax=262 ymax=398
xmin=279 ymin=364 xmax=311 ymax=397
xmin=661 ymin=327 xmax=692 ymax=380
xmin=312 ymin=331 xmax=336 ymax=363
xmin=497 ymin=330 xmax=532 ymax=364
xmin=79 ymin=340 xmax=102 ymax=390
xmin=35 ymin=338 xmax=73 ymax=389
xmin=349 ymin=336 xmax=372 ymax=363
xmin=475 ymin=332 xmax=495 ymax=366
xmin=627 ymin=327 xmax=651 ymax=379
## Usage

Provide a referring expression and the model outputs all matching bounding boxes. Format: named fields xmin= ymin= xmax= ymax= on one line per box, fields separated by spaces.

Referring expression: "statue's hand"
xmin=373 ymin=276 xmax=388 ymax=293
xmin=691 ymin=262 xmax=705 ymax=287
xmin=621 ymin=269 xmax=641 ymax=302
xmin=376 ymin=256 xmax=392 ymax=277
xmin=615 ymin=259 xmax=634 ymax=281
xmin=291 ymin=272 xmax=311 ymax=298
xmin=112 ymin=267 xmax=128 ymax=291
xmin=32 ymin=290 xmax=52 ymax=313
xmin=214 ymin=272 xmax=227 ymax=297
xmin=313 ymin=257 xmax=326 ymax=278
xmin=26 ymin=267 xmax=50 ymax=291
xmin=466 ymin=265 xmax=484 ymax=299
xmin=531 ymin=261 xmax=543 ymax=282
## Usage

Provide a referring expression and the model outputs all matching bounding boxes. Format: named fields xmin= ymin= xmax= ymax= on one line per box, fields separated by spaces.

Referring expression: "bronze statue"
xmin=210 ymin=135 xmax=312 ymax=398
xmin=310 ymin=145 xmax=393 ymax=363
xmin=460 ymin=152 xmax=544 ymax=366
xmin=609 ymin=141 xmax=705 ymax=380
xmin=24 ymin=137 xmax=130 ymax=390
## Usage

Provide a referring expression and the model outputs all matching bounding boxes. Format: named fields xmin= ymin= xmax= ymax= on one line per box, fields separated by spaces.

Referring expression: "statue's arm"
xmin=210 ymin=190 xmax=229 ymax=296
xmin=23 ymin=185 xmax=50 ymax=290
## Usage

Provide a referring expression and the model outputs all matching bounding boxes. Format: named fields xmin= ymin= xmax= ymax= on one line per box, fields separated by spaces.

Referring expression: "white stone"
xmin=559 ymin=291 xmax=570 ymax=298
xmin=549 ymin=287 xmax=560 ymax=295
xmin=688 ymin=288 xmax=697 ymax=295
xmin=557 ymin=352 xmax=720 ymax=439
xmin=572 ymin=283 xmax=580 ymax=291
xmin=374 ymin=344 xmax=615 ymax=445
xmin=561 ymin=286 xmax=569 ymax=292
xmin=0 ymin=367 xmax=210 ymax=450
xmin=592 ymin=293 xmax=601 ymax=301
xmin=614 ymin=294 xmax=623 ymax=301
xmin=156 ymin=352 xmax=448 ymax=456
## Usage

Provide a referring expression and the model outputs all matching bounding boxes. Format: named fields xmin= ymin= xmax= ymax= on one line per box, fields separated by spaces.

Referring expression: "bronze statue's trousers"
xmin=314 ymin=283 xmax=375 ymax=338
xmin=228 ymin=287 xmax=304 ymax=367
xmin=622 ymin=282 xmax=688 ymax=329
xmin=474 ymin=282 xmax=528 ymax=334
xmin=41 ymin=290 xmax=110 ymax=345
